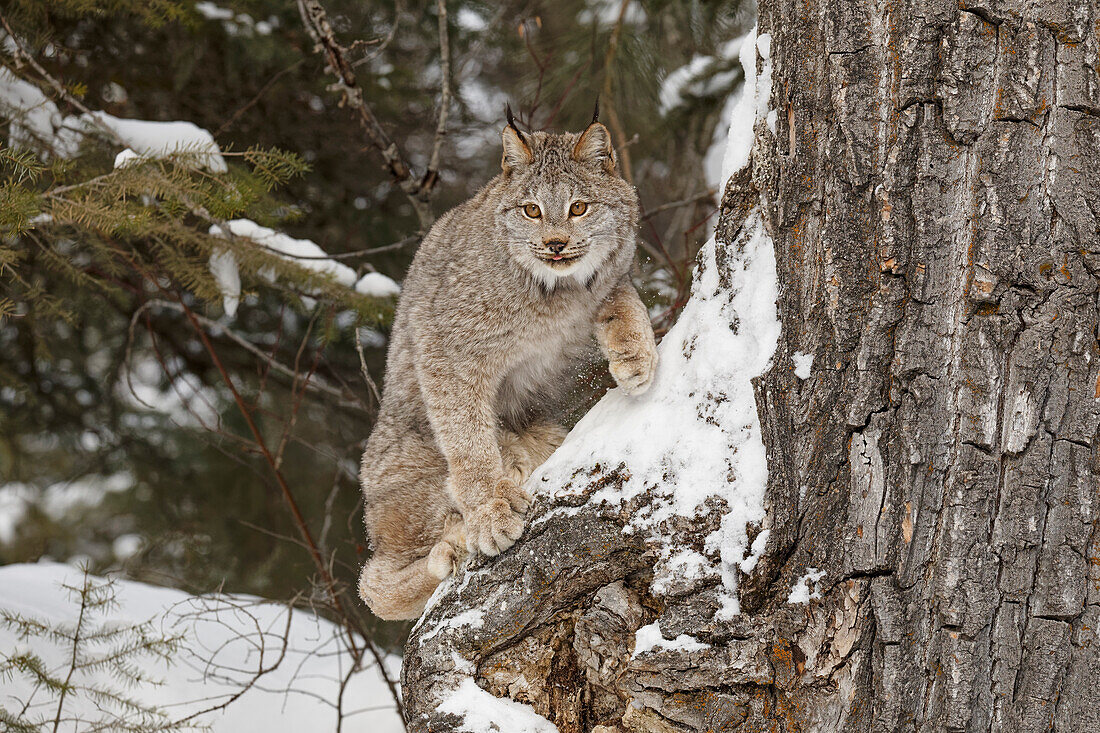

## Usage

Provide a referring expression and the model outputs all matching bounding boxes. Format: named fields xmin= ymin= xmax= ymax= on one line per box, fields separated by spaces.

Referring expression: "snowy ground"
xmin=0 ymin=563 xmax=404 ymax=732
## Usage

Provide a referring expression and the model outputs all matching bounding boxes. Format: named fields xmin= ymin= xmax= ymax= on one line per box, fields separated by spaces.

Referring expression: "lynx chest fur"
xmin=357 ymin=111 xmax=658 ymax=620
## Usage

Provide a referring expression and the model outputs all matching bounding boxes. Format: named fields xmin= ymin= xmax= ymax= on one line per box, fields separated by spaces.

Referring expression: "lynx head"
xmin=496 ymin=106 xmax=638 ymax=289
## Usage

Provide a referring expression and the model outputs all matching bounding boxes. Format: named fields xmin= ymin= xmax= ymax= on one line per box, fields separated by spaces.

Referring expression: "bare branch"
xmin=214 ymin=58 xmax=306 ymax=137
xmin=420 ymin=0 xmax=452 ymax=198
xmin=640 ymin=189 xmax=718 ymax=222
xmin=296 ymin=0 xmax=433 ymax=229
xmin=354 ymin=327 xmax=383 ymax=406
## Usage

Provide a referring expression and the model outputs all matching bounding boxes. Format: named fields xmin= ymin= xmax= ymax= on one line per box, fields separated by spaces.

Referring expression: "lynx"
xmin=358 ymin=109 xmax=658 ymax=620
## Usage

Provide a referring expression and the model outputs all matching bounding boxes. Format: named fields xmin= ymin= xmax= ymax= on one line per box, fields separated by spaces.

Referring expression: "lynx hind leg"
xmin=499 ymin=422 xmax=568 ymax=484
xmin=359 ymin=436 xmax=462 ymax=620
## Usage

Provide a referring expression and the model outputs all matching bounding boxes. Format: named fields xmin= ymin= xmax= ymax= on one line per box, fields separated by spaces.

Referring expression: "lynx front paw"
xmin=609 ymin=338 xmax=658 ymax=395
xmin=464 ymin=481 xmax=531 ymax=556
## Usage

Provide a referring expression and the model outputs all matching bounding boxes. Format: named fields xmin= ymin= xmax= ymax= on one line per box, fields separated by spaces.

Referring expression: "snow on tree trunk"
xmin=401 ymin=0 xmax=1100 ymax=730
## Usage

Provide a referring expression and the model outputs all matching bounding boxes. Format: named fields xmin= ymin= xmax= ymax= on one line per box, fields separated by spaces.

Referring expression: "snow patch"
xmin=0 ymin=70 xmax=226 ymax=170
xmin=788 ymin=568 xmax=826 ymax=604
xmin=355 ymin=272 xmax=401 ymax=298
xmin=112 ymin=533 xmax=144 ymax=560
xmin=455 ymin=7 xmax=488 ymax=32
xmin=195 ymin=1 xmax=234 ymax=20
xmin=208 ymin=247 xmax=241 ymax=316
xmin=86 ymin=112 xmax=227 ymax=172
xmin=659 ymin=38 xmax=744 ymax=116
xmin=438 ymin=678 xmax=560 ymax=733
xmin=737 ymin=529 xmax=771 ymax=574
xmin=207 ymin=220 xmax=399 ymax=314
xmin=632 ymin=622 xmax=710 ymax=657
xmin=577 ymin=0 xmax=646 ymax=28
xmin=0 ymin=483 xmax=33 ymax=544
xmin=650 ymin=548 xmax=712 ymax=595
xmin=792 ymin=351 xmax=814 ymax=380
xmin=0 ymin=67 xmax=80 ymax=154
xmin=418 ymin=606 xmax=484 ymax=646
xmin=112 ymin=147 xmax=142 ymax=169
xmin=210 ymin=219 xmax=357 ymax=287
xmin=196 ymin=2 xmax=277 ymax=36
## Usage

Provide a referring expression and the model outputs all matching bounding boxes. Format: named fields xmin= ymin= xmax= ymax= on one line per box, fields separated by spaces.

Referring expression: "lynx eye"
xmin=522 ymin=203 xmax=542 ymax=219
xmin=569 ymin=201 xmax=588 ymax=216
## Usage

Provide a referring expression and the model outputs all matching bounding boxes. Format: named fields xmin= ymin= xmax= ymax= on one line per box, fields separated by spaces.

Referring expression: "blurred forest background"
xmin=0 ymin=0 xmax=751 ymax=655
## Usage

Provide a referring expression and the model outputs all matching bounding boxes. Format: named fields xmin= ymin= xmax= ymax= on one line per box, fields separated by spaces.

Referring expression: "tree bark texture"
xmin=402 ymin=0 xmax=1100 ymax=730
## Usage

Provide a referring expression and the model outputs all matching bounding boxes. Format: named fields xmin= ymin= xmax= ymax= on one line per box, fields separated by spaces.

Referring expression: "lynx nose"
xmin=545 ymin=240 xmax=567 ymax=254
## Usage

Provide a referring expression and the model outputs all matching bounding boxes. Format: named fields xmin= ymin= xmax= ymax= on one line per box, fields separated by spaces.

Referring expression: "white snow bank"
xmin=0 ymin=562 xmax=403 ymax=732
xmin=438 ymin=678 xmax=560 ymax=733
xmin=531 ymin=25 xmax=778 ymax=620
xmin=631 ymin=622 xmax=711 ymax=657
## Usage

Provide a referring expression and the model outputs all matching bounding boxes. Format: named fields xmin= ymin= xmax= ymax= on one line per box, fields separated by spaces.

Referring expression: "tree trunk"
xmin=401 ymin=0 xmax=1100 ymax=730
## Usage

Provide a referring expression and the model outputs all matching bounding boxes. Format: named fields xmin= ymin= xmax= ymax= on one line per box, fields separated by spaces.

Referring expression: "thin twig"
xmin=214 ymin=59 xmax=306 ymax=137
xmin=354 ymin=327 xmax=383 ymax=405
xmin=168 ymin=599 xmax=295 ymax=726
xmin=420 ymin=0 xmax=451 ymax=197
xmin=273 ymin=312 xmax=322 ymax=469
xmin=351 ymin=0 xmax=403 ymax=68
xmin=599 ymin=0 xmax=635 ymax=183
xmin=640 ymin=189 xmax=717 ymax=221
xmin=296 ymin=0 xmax=432 ymax=229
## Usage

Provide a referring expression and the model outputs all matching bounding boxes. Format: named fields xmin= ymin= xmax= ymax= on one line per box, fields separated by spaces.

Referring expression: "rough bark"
xmin=402 ymin=0 xmax=1100 ymax=730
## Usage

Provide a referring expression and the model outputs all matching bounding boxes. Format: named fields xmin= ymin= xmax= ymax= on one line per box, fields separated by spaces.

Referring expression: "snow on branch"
xmin=208 ymin=219 xmax=400 ymax=318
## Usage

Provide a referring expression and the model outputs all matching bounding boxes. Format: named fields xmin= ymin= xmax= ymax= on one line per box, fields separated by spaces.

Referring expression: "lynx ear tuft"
xmin=502 ymin=104 xmax=533 ymax=173
xmin=572 ymin=122 xmax=615 ymax=173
